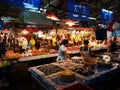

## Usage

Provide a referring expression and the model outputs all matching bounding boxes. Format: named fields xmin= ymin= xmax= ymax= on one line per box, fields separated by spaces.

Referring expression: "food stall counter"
xmin=28 ymin=60 xmax=120 ymax=90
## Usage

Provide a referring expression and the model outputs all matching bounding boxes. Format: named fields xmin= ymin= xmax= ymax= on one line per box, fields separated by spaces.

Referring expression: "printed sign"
xmin=68 ymin=0 xmax=90 ymax=21
xmin=101 ymin=9 xmax=114 ymax=25
xmin=0 ymin=0 xmax=42 ymax=10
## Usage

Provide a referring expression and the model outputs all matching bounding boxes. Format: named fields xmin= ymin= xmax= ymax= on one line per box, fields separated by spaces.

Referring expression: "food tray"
xmin=53 ymin=60 xmax=78 ymax=69
xmin=47 ymin=71 xmax=87 ymax=89
xmin=37 ymin=64 xmax=65 ymax=76
xmin=71 ymin=58 xmax=82 ymax=64
xmin=70 ymin=65 xmax=95 ymax=76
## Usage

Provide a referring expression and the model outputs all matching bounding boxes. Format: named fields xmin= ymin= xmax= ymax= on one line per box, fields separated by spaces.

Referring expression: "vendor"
xmin=80 ymin=40 xmax=91 ymax=57
xmin=56 ymin=39 xmax=70 ymax=62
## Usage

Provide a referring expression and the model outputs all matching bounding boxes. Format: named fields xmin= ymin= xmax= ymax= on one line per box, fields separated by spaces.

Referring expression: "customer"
xmin=0 ymin=36 xmax=6 ymax=56
xmin=56 ymin=39 xmax=70 ymax=62
xmin=110 ymin=37 xmax=118 ymax=52
xmin=80 ymin=40 xmax=91 ymax=57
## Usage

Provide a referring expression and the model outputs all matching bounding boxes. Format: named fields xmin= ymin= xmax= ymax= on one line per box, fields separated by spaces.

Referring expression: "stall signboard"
xmin=101 ymin=9 xmax=114 ymax=25
xmin=0 ymin=0 xmax=42 ymax=11
xmin=68 ymin=0 xmax=90 ymax=21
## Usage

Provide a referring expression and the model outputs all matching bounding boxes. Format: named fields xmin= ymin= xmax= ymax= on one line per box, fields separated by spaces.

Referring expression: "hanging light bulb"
xmin=22 ymin=29 xmax=29 ymax=35
xmin=46 ymin=13 xmax=58 ymax=21
xmin=46 ymin=1 xmax=59 ymax=21
xmin=65 ymin=19 xmax=75 ymax=26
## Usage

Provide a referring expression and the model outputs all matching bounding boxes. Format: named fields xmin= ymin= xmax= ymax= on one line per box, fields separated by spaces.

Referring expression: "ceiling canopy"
xmin=0 ymin=0 xmax=120 ymax=27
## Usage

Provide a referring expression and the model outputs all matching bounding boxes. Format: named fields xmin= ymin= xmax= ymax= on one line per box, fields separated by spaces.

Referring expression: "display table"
xmin=18 ymin=46 xmax=108 ymax=62
xmin=18 ymin=53 xmax=58 ymax=62
xmin=28 ymin=61 xmax=120 ymax=90
xmin=18 ymin=50 xmax=81 ymax=62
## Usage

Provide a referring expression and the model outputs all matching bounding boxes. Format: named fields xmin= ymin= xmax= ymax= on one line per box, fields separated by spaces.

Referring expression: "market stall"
xmin=28 ymin=57 xmax=120 ymax=90
xmin=28 ymin=50 xmax=120 ymax=90
xmin=17 ymin=44 xmax=108 ymax=62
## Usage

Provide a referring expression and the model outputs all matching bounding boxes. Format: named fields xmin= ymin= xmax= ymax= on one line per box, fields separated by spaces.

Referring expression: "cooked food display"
xmin=70 ymin=65 xmax=95 ymax=76
xmin=37 ymin=64 xmax=65 ymax=76
xmin=71 ymin=56 xmax=82 ymax=64
xmin=54 ymin=60 xmax=76 ymax=69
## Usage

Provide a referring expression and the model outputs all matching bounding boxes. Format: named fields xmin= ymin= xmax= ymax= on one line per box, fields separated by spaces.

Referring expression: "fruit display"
xmin=37 ymin=64 xmax=65 ymax=76
xmin=70 ymin=64 xmax=95 ymax=76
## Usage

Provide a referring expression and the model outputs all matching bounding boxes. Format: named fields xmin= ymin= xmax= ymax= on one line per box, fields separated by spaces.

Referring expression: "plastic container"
xmin=60 ymin=82 xmax=93 ymax=90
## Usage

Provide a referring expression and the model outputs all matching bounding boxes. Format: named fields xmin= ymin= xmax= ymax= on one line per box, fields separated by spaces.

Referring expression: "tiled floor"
xmin=0 ymin=76 xmax=46 ymax=90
